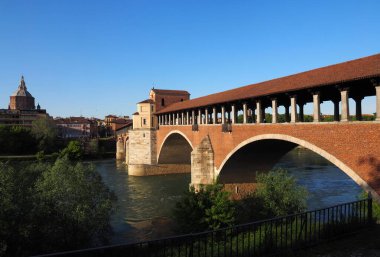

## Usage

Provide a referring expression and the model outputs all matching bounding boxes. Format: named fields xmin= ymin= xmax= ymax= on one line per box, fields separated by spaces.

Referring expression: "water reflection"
xmin=93 ymin=147 xmax=362 ymax=243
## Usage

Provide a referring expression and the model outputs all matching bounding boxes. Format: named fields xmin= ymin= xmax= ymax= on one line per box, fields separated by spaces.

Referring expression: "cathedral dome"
xmin=9 ymin=76 xmax=35 ymax=110
xmin=12 ymin=76 xmax=33 ymax=97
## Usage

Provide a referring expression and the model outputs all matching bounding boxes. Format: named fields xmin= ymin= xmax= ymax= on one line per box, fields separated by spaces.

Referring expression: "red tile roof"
xmin=138 ymin=99 xmax=154 ymax=104
xmin=152 ymin=89 xmax=190 ymax=95
xmin=156 ymin=53 xmax=380 ymax=114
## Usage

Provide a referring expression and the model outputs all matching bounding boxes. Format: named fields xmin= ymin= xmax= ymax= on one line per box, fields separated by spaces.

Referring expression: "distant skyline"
xmin=0 ymin=0 xmax=379 ymax=118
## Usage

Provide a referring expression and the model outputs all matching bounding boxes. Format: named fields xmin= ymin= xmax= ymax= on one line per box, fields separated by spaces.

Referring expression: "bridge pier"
xmin=191 ymin=135 xmax=215 ymax=190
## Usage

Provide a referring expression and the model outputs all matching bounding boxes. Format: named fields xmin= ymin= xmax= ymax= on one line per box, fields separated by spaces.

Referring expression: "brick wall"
xmin=157 ymin=122 xmax=380 ymax=200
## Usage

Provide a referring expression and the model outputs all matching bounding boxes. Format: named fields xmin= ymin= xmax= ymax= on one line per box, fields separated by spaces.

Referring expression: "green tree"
xmin=0 ymin=125 xmax=37 ymax=155
xmin=31 ymin=117 xmax=58 ymax=153
xmin=0 ymin=159 xmax=116 ymax=256
xmin=59 ymin=141 xmax=84 ymax=160
xmin=236 ymin=169 xmax=308 ymax=223
xmin=35 ymin=158 xmax=116 ymax=252
xmin=173 ymin=184 xmax=235 ymax=233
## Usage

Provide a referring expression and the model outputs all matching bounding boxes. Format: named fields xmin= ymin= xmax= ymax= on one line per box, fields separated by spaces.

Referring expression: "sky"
xmin=0 ymin=0 xmax=379 ymax=118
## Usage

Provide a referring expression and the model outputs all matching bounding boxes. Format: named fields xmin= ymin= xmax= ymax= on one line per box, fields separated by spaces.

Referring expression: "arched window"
xmin=161 ymin=99 xmax=165 ymax=106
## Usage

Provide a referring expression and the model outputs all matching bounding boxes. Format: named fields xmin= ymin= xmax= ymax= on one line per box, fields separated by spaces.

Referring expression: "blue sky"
xmin=0 ymin=0 xmax=379 ymax=118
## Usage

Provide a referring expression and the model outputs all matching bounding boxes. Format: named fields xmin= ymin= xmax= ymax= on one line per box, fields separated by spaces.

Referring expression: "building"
xmin=104 ymin=115 xmax=132 ymax=137
xmin=132 ymin=88 xmax=190 ymax=129
xmin=0 ymin=76 xmax=49 ymax=127
xmin=55 ymin=117 xmax=98 ymax=139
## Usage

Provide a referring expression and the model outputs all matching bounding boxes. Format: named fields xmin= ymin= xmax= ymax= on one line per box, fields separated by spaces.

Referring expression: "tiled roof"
xmin=151 ymin=89 xmax=190 ymax=95
xmin=156 ymin=53 xmax=380 ymax=114
xmin=115 ymin=121 xmax=133 ymax=131
xmin=138 ymin=99 xmax=154 ymax=104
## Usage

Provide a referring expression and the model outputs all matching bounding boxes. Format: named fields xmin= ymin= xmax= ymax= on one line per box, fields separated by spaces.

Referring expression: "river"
xmin=93 ymin=147 xmax=362 ymax=244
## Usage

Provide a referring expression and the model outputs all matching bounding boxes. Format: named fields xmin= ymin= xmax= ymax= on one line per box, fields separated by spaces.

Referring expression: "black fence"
xmin=33 ymin=197 xmax=373 ymax=257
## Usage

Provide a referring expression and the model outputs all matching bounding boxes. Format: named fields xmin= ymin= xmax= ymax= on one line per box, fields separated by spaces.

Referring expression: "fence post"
xmin=368 ymin=192 xmax=373 ymax=225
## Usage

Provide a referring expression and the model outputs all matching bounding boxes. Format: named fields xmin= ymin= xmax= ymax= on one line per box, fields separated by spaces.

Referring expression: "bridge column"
xmin=168 ymin=113 xmax=172 ymax=125
xmin=243 ymin=103 xmax=248 ymax=124
xmin=340 ymin=88 xmax=350 ymax=122
xmin=354 ymin=96 xmax=363 ymax=121
xmin=205 ymin=108 xmax=209 ymax=124
xmin=198 ymin=109 xmax=202 ymax=125
xmin=221 ymin=106 xmax=226 ymax=124
xmin=231 ymin=104 xmax=236 ymax=124
xmin=284 ymin=104 xmax=290 ymax=122
xmin=191 ymin=110 xmax=195 ymax=125
xmin=181 ymin=112 xmax=184 ymax=125
xmin=332 ymin=99 xmax=340 ymax=121
xmin=290 ymin=96 xmax=298 ymax=123
xmin=186 ymin=111 xmax=189 ymax=125
xmin=313 ymin=92 xmax=321 ymax=122
xmin=298 ymin=103 xmax=304 ymax=122
xmin=212 ymin=107 xmax=217 ymax=124
xmin=256 ymin=100 xmax=262 ymax=123
xmin=376 ymin=85 xmax=380 ymax=121
xmin=271 ymin=98 xmax=278 ymax=123
xmin=176 ymin=113 xmax=179 ymax=125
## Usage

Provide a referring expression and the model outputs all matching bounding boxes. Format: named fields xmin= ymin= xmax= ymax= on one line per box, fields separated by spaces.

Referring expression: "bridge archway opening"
xmin=218 ymin=139 xmax=297 ymax=184
xmin=158 ymin=132 xmax=193 ymax=164
xmin=217 ymin=135 xmax=377 ymax=202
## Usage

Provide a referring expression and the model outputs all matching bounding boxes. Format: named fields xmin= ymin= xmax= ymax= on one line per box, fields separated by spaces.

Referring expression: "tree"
xmin=236 ymin=169 xmax=308 ymax=223
xmin=173 ymin=184 xmax=235 ymax=233
xmin=59 ymin=141 xmax=84 ymax=160
xmin=31 ymin=117 xmax=58 ymax=153
xmin=0 ymin=159 xmax=116 ymax=256
xmin=35 ymin=158 xmax=116 ymax=252
xmin=0 ymin=125 xmax=37 ymax=155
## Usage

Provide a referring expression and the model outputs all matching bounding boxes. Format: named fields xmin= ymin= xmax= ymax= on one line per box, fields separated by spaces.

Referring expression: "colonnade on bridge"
xmin=157 ymin=79 xmax=380 ymax=127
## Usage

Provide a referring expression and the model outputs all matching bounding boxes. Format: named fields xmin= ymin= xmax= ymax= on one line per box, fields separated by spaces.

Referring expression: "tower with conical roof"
xmin=9 ymin=76 xmax=35 ymax=110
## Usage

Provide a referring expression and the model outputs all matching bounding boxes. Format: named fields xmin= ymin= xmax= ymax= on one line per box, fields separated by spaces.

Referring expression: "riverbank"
xmin=293 ymin=224 xmax=380 ymax=257
xmin=0 ymin=152 xmax=116 ymax=162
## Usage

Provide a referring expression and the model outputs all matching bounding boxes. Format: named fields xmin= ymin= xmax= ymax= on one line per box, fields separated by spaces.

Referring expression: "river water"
xmin=93 ymin=147 xmax=362 ymax=244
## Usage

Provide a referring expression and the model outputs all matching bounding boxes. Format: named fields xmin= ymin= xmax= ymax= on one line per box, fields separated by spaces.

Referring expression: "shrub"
xmin=173 ymin=184 xmax=235 ymax=233
xmin=236 ymin=169 xmax=308 ymax=223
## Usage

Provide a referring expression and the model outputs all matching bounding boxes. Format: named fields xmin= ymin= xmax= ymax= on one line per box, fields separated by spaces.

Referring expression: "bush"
xmin=59 ymin=141 xmax=84 ymax=160
xmin=236 ymin=169 xmax=308 ymax=223
xmin=173 ymin=184 xmax=235 ymax=233
xmin=0 ymin=158 xmax=116 ymax=256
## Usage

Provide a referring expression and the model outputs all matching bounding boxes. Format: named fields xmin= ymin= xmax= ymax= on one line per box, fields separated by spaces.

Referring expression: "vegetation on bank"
xmin=0 ymin=118 xmax=115 ymax=159
xmin=0 ymin=146 xmax=116 ymax=257
xmin=173 ymin=169 xmax=308 ymax=233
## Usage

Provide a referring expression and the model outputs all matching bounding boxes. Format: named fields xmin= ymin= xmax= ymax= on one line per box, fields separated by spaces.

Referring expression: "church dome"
xmin=12 ymin=76 xmax=33 ymax=97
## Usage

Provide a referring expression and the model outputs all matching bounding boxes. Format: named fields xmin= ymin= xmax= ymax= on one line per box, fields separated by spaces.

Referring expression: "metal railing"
xmin=33 ymin=197 xmax=373 ymax=257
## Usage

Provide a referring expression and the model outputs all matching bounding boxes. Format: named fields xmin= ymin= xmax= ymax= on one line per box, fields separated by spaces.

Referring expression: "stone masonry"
xmin=191 ymin=135 xmax=215 ymax=190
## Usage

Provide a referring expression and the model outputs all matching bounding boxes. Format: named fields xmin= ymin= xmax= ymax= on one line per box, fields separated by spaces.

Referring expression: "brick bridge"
xmin=124 ymin=54 xmax=380 ymax=202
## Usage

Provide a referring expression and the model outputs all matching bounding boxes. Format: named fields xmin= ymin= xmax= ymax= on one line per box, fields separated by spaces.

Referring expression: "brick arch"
xmin=157 ymin=130 xmax=193 ymax=165
xmin=216 ymin=134 xmax=380 ymax=202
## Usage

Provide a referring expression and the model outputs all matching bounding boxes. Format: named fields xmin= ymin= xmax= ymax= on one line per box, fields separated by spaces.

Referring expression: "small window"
xmin=151 ymin=117 xmax=154 ymax=126
xmin=151 ymin=105 xmax=153 ymax=112
xmin=161 ymin=99 xmax=165 ymax=106
xmin=143 ymin=119 xmax=146 ymax=125
xmin=181 ymin=99 xmax=183 ymax=102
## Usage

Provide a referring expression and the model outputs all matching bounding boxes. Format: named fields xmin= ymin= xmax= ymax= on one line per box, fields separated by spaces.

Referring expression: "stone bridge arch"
xmin=157 ymin=130 xmax=193 ymax=164
xmin=216 ymin=134 xmax=380 ymax=202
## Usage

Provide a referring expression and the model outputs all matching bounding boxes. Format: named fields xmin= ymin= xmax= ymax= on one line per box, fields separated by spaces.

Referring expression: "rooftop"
xmin=156 ymin=53 xmax=380 ymax=114
xmin=151 ymin=88 xmax=190 ymax=95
